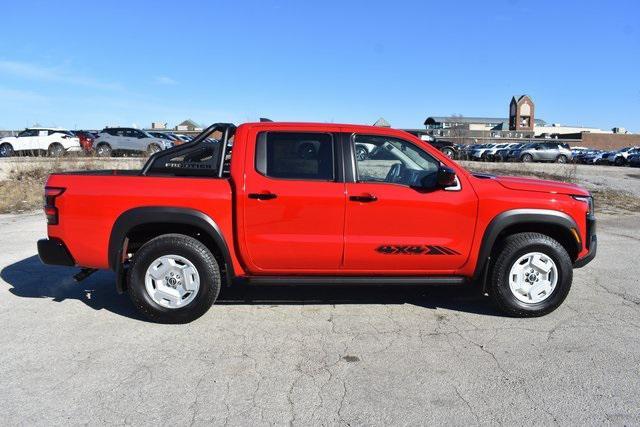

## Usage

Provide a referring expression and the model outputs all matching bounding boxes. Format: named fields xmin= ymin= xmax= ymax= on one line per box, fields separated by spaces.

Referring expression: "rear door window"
xmin=255 ymin=132 xmax=335 ymax=180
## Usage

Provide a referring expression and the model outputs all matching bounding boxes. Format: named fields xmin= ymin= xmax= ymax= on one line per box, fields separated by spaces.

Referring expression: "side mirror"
xmin=436 ymin=166 xmax=457 ymax=188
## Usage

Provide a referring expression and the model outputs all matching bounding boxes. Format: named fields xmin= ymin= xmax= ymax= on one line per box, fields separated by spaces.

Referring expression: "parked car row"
xmin=571 ymin=146 xmax=640 ymax=167
xmin=0 ymin=127 xmax=206 ymax=158
xmin=458 ymin=141 xmax=574 ymax=163
xmin=455 ymin=141 xmax=640 ymax=167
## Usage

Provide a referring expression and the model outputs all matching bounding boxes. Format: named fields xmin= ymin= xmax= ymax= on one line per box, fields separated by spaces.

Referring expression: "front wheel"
xmin=0 ymin=143 xmax=14 ymax=157
xmin=95 ymin=143 xmax=113 ymax=157
xmin=555 ymin=154 xmax=568 ymax=163
xmin=441 ymin=147 xmax=455 ymax=159
xmin=127 ymin=234 xmax=221 ymax=323
xmin=489 ymin=232 xmax=572 ymax=317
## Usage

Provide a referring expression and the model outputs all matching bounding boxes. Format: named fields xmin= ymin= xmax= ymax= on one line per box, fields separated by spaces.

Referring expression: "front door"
xmin=16 ymin=129 xmax=39 ymax=152
xmin=343 ymin=133 xmax=478 ymax=274
xmin=242 ymin=129 xmax=346 ymax=272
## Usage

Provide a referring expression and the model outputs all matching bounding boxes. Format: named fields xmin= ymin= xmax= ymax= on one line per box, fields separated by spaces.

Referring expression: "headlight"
xmin=573 ymin=195 xmax=594 ymax=215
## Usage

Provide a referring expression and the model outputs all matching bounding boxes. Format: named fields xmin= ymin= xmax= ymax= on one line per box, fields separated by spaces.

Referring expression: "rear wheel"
xmin=521 ymin=153 xmax=533 ymax=163
xmin=489 ymin=232 xmax=572 ymax=317
xmin=95 ymin=143 xmax=113 ymax=157
xmin=48 ymin=143 xmax=65 ymax=157
xmin=127 ymin=234 xmax=221 ymax=323
xmin=0 ymin=143 xmax=14 ymax=157
xmin=614 ymin=156 xmax=625 ymax=166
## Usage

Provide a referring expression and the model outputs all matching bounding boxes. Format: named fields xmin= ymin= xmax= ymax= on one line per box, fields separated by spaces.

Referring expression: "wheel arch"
xmin=473 ymin=209 xmax=581 ymax=283
xmin=109 ymin=207 xmax=235 ymax=292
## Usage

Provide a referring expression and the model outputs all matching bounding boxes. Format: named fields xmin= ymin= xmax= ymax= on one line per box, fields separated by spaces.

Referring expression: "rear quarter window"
xmin=255 ymin=132 xmax=334 ymax=181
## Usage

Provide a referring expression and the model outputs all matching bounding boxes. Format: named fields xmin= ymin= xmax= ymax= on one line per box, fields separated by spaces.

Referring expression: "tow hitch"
xmin=73 ymin=268 xmax=98 ymax=282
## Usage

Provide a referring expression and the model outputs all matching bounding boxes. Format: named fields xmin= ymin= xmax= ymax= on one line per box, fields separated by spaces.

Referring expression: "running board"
xmin=237 ymin=276 xmax=467 ymax=286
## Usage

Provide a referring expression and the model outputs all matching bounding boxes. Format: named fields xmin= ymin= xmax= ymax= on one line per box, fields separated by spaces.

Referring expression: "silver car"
xmin=94 ymin=127 xmax=173 ymax=157
xmin=510 ymin=142 xmax=573 ymax=163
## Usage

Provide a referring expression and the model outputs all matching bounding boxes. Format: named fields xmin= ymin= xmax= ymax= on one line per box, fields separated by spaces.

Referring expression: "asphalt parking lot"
xmin=1 ymin=212 xmax=639 ymax=425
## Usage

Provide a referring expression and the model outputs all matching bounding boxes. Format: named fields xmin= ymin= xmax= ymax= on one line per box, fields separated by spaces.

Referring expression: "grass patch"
xmin=465 ymin=162 xmax=640 ymax=214
xmin=0 ymin=159 xmax=138 ymax=214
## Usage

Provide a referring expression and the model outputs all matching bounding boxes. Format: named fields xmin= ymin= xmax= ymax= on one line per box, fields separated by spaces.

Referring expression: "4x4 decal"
xmin=376 ymin=245 xmax=460 ymax=255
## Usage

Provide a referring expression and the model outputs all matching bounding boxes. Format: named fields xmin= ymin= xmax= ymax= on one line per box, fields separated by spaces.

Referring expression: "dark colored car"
xmin=574 ymin=149 xmax=603 ymax=164
xmin=148 ymin=131 xmax=180 ymax=143
xmin=628 ymin=153 xmax=640 ymax=167
xmin=494 ymin=143 xmax=525 ymax=162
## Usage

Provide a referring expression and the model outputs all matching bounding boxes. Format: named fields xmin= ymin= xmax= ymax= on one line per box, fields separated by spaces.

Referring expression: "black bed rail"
xmin=140 ymin=123 xmax=236 ymax=177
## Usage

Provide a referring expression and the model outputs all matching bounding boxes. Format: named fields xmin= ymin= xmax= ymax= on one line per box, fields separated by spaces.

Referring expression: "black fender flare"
xmin=108 ymin=206 xmax=235 ymax=289
xmin=473 ymin=208 xmax=580 ymax=282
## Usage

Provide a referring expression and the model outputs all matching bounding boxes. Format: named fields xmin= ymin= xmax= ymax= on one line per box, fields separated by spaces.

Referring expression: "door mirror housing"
xmin=436 ymin=166 xmax=457 ymax=188
xmin=419 ymin=166 xmax=458 ymax=190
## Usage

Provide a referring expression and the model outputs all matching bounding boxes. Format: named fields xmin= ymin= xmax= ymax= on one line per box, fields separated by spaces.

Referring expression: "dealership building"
xmin=423 ymin=95 xmax=638 ymax=150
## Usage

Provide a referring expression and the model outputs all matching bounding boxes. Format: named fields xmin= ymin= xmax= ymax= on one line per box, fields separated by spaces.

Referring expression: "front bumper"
xmin=574 ymin=216 xmax=597 ymax=268
xmin=37 ymin=238 xmax=75 ymax=266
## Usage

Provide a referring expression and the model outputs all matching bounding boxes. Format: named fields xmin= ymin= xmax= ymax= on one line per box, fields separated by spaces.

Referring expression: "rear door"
xmin=342 ymin=132 xmax=478 ymax=273
xmin=241 ymin=127 xmax=346 ymax=272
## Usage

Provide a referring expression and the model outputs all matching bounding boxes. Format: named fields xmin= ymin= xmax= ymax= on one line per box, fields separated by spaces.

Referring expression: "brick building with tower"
xmin=422 ymin=95 xmax=638 ymax=149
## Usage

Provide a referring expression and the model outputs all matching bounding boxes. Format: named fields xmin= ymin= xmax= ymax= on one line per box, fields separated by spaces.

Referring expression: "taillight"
xmin=44 ymin=187 xmax=65 ymax=225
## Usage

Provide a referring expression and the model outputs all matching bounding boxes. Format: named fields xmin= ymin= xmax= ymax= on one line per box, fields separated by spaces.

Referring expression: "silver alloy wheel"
xmin=508 ymin=252 xmax=558 ymax=304
xmin=97 ymin=145 xmax=110 ymax=156
xmin=144 ymin=254 xmax=200 ymax=309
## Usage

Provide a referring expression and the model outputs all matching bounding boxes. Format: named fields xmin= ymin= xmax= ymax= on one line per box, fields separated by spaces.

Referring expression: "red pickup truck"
xmin=38 ymin=122 xmax=596 ymax=323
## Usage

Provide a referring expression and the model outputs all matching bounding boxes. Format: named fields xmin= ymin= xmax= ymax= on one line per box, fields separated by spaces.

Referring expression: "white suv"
xmin=0 ymin=128 xmax=81 ymax=157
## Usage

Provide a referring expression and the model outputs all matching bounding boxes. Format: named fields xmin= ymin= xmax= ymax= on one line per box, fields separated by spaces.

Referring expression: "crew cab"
xmin=37 ymin=122 xmax=597 ymax=323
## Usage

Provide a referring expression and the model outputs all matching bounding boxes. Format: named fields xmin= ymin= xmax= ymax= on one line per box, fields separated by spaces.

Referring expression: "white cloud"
xmin=0 ymin=60 xmax=123 ymax=91
xmin=154 ymin=76 xmax=177 ymax=85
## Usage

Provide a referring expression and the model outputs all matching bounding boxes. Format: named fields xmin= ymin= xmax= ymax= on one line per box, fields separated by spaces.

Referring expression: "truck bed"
xmin=46 ymin=172 xmax=235 ymax=270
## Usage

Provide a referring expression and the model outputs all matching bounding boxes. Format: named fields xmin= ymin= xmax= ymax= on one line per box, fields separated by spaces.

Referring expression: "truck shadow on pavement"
xmin=1 ymin=255 xmax=502 ymax=321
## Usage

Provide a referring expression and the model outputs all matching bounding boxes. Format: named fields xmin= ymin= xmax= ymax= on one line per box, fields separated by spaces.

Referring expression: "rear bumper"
xmin=37 ymin=238 xmax=75 ymax=266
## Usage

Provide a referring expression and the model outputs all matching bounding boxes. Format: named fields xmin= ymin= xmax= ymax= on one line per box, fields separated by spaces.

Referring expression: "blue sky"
xmin=0 ymin=0 xmax=638 ymax=131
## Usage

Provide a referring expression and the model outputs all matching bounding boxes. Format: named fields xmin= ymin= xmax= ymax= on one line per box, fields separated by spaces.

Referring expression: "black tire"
xmin=146 ymin=143 xmax=161 ymax=155
xmin=521 ymin=153 xmax=533 ymax=163
xmin=48 ymin=143 xmax=65 ymax=157
xmin=614 ymin=156 xmax=625 ymax=166
xmin=489 ymin=232 xmax=572 ymax=317
xmin=95 ymin=143 xmax=113 ymax=157
xmin=127 ymin=234 xmax=221 ymax=323
xmin=0 ymin=143 xmax=14 ymax=157
xmin=555 ymin=154 xmax=568 ymax=163
xmin=441 ymin=147 xmax=455 ymax=159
